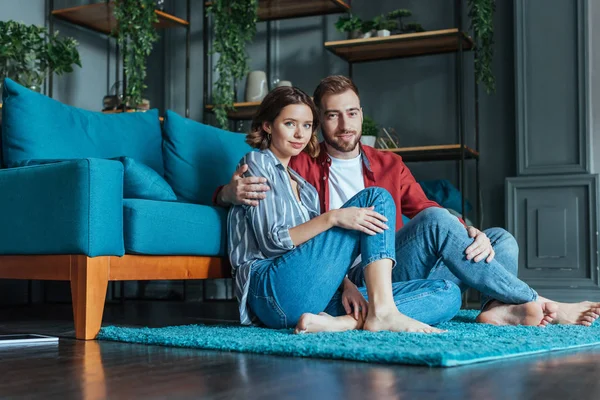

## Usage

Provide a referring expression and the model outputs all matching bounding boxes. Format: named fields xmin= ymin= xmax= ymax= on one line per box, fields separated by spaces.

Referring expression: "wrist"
xmin=326 ymin=210 xmax=338 ymax=228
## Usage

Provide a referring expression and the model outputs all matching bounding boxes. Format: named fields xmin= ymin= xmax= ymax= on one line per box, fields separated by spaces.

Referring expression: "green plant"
xmin=404 ymin=22 xmax=425 ymax=33
xmin=113 ymin=0 xmax=159 ymax=108
xmin=362 ymin=115 xmax=379 ymax=137
xmin=0 ymin=20 xmax=81 ymax=90
xmin=209 ymin=0 xmax=258 ymax=129
xmin=468 ymin=0 xmax=496 ymax=94
xmin=335 ymin=15 xmax=363 ymax=34
xmin=372 ymin=15 xmax=395 ymax=32
xmin=387 ymin=9 xmax=412 ymax=32
xmin=361 ymin=20 xmax=375 ymax=34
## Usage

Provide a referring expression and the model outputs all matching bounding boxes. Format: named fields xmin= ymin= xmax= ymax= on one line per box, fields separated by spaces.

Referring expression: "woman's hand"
xmin=341 ymin=279 xmax=368 ymax=321
xmin=329 ymin=206 xmax=389 ymax=235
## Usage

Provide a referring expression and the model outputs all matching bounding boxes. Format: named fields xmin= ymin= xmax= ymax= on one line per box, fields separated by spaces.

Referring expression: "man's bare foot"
xmin=476 ymin=300 xmax=557 ymax=327
xmin=294 ymin=312 xmax=361 ymax=334
xmin=363 ymin=307 xmax=444 ymax=334
xmin=540 ymin=300 xmax=600 ymax=326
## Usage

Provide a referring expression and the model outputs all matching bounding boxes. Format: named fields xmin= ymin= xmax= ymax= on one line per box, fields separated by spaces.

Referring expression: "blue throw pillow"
xmin=1 ymin=78 xmax=164 ymax=174
xmin=418 ymin=179 xmax=472 ymax=213
xmin=162 ymin=110 xmax=253 ymax=205
xmin=8 ymin=157 xmax=177 ymax=201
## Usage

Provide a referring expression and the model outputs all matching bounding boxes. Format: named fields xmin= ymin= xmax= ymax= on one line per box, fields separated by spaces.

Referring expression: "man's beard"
xmin=324 ymin=130 xmax=361 ymax=153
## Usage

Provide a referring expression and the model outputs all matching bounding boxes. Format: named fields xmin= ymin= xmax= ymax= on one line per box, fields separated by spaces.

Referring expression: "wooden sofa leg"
xmin=70 ymin=256 xmax=109 ymax=340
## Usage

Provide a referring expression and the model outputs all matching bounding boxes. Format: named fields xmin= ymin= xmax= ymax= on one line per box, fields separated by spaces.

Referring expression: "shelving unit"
xmin=202 ymin=0 xmax=351 ymax=124
xmin=325 ymin=8 xmax=480 ymax=227
xmin=48 ymin=0 xmax=191 ymax=117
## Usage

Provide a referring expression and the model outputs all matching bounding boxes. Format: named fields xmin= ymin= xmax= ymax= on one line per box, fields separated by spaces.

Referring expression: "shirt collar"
xmin=318 ymin=141 xmax=374 ymax=174
xmin=262 ymin=149 xmax=307 ymax=188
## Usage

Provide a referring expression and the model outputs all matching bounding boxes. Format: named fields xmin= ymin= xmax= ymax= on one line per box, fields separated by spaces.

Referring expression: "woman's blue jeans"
xmin=247 ymin=187 xmax=462 ymax=329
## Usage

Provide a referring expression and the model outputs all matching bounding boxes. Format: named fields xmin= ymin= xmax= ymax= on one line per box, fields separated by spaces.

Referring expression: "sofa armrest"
xmin=0 ymin=158 xmax=125 ymax=256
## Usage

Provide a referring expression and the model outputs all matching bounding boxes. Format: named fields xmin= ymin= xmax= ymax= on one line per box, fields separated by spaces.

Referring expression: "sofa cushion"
xmin=1 ymin=78 xmax=164 ymax=174
xmin=113 ymin=156 xmax=177 ymax=201
xmin=7 ymin=156 xmax=176 ymax=201
xmin=162 ymin=110 xmax=252 ymax=205
xmin=123 ymin=199 xmax=227 ymax=255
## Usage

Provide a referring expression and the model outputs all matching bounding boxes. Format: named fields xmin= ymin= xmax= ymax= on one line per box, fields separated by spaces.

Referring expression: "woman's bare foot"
xmin=476 ymin=300 xmax=557 ymax=327
xmin=294 ymin=312 xmax=361 ymax=334
xmin=363 ymin=307 xmax=444 ymax=334
xmin=540 ymin=300 xmax=600 ymax=326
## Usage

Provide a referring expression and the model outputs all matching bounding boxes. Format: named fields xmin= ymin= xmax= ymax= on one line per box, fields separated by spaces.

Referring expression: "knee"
xmin=362 ymin=187 xmax=393 ymax=203
xmin=415 ymin=207 xmax=459 ymax=229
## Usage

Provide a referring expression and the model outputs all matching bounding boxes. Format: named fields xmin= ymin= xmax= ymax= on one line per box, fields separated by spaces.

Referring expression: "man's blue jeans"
xmin=349 ymin=207 xmax=537 ymax=309
xmin=247 ymin=188 xmax=462 ymax=329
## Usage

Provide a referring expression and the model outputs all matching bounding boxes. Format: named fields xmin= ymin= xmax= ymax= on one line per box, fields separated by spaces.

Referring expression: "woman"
xmin=228 ymin=86 xmax=461 ymax=334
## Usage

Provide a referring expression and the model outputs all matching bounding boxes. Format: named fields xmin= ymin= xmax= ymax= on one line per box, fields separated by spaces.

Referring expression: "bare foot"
xmin=543 ymin=301 xmax=600 ymax=326
xmin=363 ymin=307 xmax=444 ymax=334
xmin=294 ymin=312 xmax=361 ymax=334
xmin=476 ymin=300 xmax=557 ymax=327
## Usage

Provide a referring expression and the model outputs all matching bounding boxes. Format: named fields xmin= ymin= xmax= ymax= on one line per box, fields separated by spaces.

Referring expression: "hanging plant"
xmin=468 ymin=0 xmax=496 ymax=94
xmin=209 ymin=0 xmax=258 ymax=129
xmin=113 ymin=0 xmax=159 ymax=108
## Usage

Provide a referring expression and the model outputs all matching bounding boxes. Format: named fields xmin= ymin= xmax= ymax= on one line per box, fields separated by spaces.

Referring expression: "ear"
xmin=262 ymin=121 xmax=272 ymax=134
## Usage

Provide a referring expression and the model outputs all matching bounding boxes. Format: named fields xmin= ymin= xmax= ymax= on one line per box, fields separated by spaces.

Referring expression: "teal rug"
xmin=98 ymin=310 xmax=600 ymax=367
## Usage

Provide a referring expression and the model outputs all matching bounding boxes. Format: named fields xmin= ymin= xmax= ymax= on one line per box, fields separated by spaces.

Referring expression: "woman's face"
xmin=263 ymin=104 xmax=314 ymax=161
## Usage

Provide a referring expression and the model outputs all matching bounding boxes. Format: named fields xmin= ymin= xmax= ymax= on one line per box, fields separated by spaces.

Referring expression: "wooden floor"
xmin=2 ymin=302 xmax=600 ymax=399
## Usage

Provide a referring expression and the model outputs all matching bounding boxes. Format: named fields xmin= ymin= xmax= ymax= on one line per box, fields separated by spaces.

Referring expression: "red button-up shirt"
xmin=290 ymin=142 xmax=455 ymax=231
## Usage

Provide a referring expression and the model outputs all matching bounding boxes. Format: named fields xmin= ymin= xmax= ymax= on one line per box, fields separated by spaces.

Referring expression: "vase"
xmin=245 ymin=71 xmax=268 ymax=102
xmin=276 ymin=80 xmax=292 ymax=88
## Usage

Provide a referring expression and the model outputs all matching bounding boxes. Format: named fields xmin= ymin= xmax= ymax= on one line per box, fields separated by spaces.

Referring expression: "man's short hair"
xmin=313 ymin=75 xmax=359 ymax=111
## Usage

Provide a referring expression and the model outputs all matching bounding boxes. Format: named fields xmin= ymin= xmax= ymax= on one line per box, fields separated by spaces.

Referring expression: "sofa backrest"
xmin=162 ymin=110 xmax=253 ymax=205
xmin=0 ymin=78 xmax=164 ymax=175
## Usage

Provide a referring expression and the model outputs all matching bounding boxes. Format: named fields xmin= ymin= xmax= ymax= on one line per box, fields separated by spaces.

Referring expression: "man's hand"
xmin=465 ymin=226 xmax=495 ymax=263
xmin=218 ymin=164 xmax=270 ymax=207
xmin=341 ymin=278 xmax=368 ymax=321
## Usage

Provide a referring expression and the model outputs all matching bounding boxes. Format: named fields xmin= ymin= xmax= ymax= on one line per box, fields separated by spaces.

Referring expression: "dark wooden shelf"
xmin=205 ymin=0 xmax=350 ymax=21
xmin=205 ymin=101 xmax=261 ymax=121
xmin=51 ymin=2 xmax=189 ymax=35
xmin=324 ymin=28 xmax=474 ymax=63
xmin=380 ymin=144 xmax=479 ymax=162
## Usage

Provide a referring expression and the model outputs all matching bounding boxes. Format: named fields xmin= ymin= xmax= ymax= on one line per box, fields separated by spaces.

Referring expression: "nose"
xmin=338 ymin=114 xmax=347 ymax=131
xmin=294 ymin=126 xmax=303 ymax=138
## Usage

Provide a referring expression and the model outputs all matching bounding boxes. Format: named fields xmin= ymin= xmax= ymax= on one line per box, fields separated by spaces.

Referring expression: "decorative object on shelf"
xmin=360 ymin=115 xmax=378 ymax=147
xmin=275 ymin=80 xmax=292 ymax=88
xmin=244 ymin=70 xmax=268 ymax=102
xmin=376 ymin=127 xmax=401 ymax=149
xmin=387 ymin=9 xmax=412 ymax=34
xmin=373 ymin=14 xmax=396 ymax=37
xmin=209 ymin=0 xmax=259 ymax=129
xmin=334 ymin=15 xmax=363 ymax=39
xmin=113 ymin=0 xmax=160 ymax=109
xmin=467 ymin=0 xmax=496 ymax=94
xmin=0 ymin=20 xmax=81 ymax=94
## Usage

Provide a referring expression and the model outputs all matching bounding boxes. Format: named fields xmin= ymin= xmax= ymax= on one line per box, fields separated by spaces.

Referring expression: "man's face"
xmin=320 ymin=90 xmax=363 ymax=155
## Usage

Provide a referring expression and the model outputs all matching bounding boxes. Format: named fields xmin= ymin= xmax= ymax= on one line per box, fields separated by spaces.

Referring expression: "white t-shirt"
xmin=328 ymin=153 xmax=366 ymax=271
xmin=328 ymin=153 xmax=365 ymax=210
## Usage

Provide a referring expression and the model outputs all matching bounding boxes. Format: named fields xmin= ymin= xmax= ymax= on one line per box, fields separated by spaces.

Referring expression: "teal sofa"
xmin=0 ymin=78 xmax=251 ymax=339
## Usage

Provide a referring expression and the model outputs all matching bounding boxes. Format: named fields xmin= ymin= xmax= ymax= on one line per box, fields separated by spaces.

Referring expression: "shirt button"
xmin=322 ymin=176 xmax=327 ymax=181
xmin=327 ymin=158 xmax=331 ymax=162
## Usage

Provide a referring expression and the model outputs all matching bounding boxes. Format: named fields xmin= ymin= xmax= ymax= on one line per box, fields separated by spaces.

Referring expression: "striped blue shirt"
xmin=227 ymin=149 xmax=320 ymax=325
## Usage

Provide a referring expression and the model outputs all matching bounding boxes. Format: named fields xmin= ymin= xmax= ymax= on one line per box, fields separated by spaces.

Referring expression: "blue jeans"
xmin=349 ymin=207 xmax=537 ymax=309
xmin=247 ymin=187 xmax=462 ymax=329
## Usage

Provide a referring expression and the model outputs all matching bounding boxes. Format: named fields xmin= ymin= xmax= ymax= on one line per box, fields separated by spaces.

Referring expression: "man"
xmin=216 ymin=75 xmax=600 ymax=327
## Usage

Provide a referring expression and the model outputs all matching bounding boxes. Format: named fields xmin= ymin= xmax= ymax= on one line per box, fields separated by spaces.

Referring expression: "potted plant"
xmin=361 ymin=115 xmax=379 ymax=147
xmin=360 ymin=20 xmax=376 ymax=39
xmin=0 ymin=20 xmax=81 ymax=94
xmin=386 ymin=9 xmax=412 ymax=34
xmin=209 ymin=0 xmax=258 ymax=129
xmin=113 ymin=0 xmax=159 ymax=110
xmin=335 ymin=15 xmax=363 ymax=39
xmin=373 ymin=15 xmax=397 ymax=37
